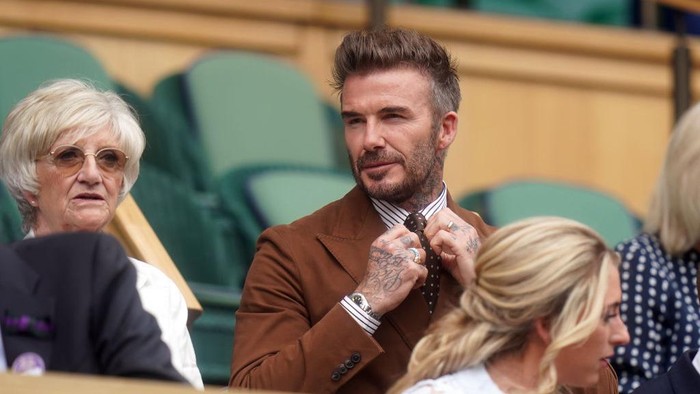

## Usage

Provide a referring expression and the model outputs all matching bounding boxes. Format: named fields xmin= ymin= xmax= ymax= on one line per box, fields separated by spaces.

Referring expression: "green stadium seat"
xmin=243 ymin=166 xmax=356 ymax=228
xmin=463 ymin=179 xmax=640 ymax=247
xmin=184 ymin=51 xmax=336 ymax=176
xmin=0 ymin=35 xmax=113 ymax=122
xmin=472 ymin=0 xmax=631 ymax=26
xmin=129 ymin=163 xmax=246 ymax=385
xmin=0 ymin=181 xmax=23 ymax=243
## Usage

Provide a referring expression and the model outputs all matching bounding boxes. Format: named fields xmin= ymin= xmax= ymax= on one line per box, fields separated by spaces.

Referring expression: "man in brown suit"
xmin=230 ymin=27 xmax=619 ymax=393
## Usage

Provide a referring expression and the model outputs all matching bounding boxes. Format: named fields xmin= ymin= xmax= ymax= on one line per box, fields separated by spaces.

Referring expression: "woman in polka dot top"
xmin=611 ymin=102 xmax=700 ymax=393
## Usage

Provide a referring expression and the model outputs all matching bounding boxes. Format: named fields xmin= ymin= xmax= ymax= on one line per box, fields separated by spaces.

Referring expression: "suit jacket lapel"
xmin=317 ymin=187 xmax=440 ymax=349
xmin=0 ymin=246 xmax=54 ymax=368
xmin=317 ymin=187 xmax=384 ymax=284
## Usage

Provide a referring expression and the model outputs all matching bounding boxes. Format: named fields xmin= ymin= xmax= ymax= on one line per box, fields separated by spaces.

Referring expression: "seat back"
xmin=457 ymin=188 xmax=489 ymax=218
xmin=0 ymin=180 xmax=23 ymax=243
xmin=146 ymin=73 xmax=214 ymax=192
xmin=116 ymin=79 xmax=213 ymax=193
xmin=484 ymin=179 xmax=640 ymax=246
xmin=129 ymin=164 xmax=250 ymax=385
xmin=244 ymin=167 xmax=356 ymax=228
xmin=0 ymin=35 xmax=112 ymax=122
xmin=185 ymin=51 xmax=335 ymax=176
xmin=130 ymin=163 xmax=245 ymax=288
xmin=471 ymin=0 xmax=631 ymax=26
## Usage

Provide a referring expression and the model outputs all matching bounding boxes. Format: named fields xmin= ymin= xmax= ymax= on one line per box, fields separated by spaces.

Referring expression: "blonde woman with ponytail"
xmin=389 ymin=217 xmax=630 ymax=394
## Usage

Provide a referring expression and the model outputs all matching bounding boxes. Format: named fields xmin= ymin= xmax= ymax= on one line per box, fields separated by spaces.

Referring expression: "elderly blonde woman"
xmin=0 ymin=79 xmax=202 ymax=388
xmin=389 ymin=217 xmax=630 ymax=394
xmin=611 ymin=102 xmax=700 ymax=393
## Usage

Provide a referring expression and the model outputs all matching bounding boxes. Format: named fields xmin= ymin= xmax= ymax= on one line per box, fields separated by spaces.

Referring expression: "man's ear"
xmin=534 ymin=317 xmax=552 ymax=345
xmin=436 ymin=111 xmax=458 ymax=150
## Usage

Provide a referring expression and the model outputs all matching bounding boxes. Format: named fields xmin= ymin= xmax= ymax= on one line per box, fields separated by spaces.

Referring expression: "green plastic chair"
xmin=150 ymin=73 xmax=214 ymax=193
xmin=457 ymin=188 xmax=489 ymax=218
xmin=0 ymin=35 xmax=113 ymax=123
xmin=471 ymin=0 xmax=631 ymax=26
xmin=244 ymin=167 xmax=356 ymax=227
xmin=188 ymin=283 xmax=240 ymax=386
xmin=0 ymin=181 xmax=23 ymax=243
xmin=481 ymin=179 xmax=640 ymax=247
xmin=322 ymin=100 xmax=351 ymax=172
xmin=130 ymin=163 xmax=245 ymax=287
xmin=184 ymin=51 xmax=335 ymax=176
xmin=116 ymin=79 xmax=214 ymax=194
xmin=217 ymin=165 xmax=355 ymax=273
xmin=129 ymin=164 xmax=246 ymax=385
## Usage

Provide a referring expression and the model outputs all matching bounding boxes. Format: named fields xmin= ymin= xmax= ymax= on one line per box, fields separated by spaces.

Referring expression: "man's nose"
xmin=362 ymin=120 xmax=386 ymax=151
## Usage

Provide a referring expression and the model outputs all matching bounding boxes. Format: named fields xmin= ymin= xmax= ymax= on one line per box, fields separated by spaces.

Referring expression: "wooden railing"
xmin=105 ymin=195 xmax=201 ymax=325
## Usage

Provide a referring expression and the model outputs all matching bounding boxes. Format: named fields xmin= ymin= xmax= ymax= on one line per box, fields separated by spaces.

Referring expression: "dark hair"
xmin=331 ymin=27 xmax=461 ymax=118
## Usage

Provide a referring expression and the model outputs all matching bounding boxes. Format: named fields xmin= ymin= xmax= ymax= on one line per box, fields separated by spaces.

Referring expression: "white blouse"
xmin=131 ymin=257 xmax=203 ymax=388
xmin=402 ymin=364 xmax=504 ymax=394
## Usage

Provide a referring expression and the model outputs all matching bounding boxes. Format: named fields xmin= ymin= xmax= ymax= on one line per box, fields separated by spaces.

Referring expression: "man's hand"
xmin=355 ymin=225 xmax=427 ymax=316
xmin=424 ymin=208 xmax=480 ymax=287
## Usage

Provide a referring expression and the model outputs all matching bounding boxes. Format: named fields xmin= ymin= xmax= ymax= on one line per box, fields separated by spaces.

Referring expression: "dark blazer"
xmin=0 ymin=232 xmax=185 ymax=382
xmin=632 ymin=350 xmax=700 ymax=394
xmin=230 ymin=186 xmax=493 ymax=393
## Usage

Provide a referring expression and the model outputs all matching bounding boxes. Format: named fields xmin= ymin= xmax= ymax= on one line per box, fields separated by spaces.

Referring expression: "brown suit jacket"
xmin=229 ymin=186 xmax=619 ymax=393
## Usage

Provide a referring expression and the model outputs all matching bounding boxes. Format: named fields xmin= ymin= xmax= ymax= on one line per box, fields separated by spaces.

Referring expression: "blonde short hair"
xmin=389 ymin=217 xmax=619 ymax=394
xmin=644 ymin=102 xmax=700 ymax=255
xmin=0 ymin=79 xmax=145 ymax=231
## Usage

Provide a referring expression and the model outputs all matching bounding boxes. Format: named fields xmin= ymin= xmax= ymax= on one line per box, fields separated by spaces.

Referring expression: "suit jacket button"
xmin=338 ymin=364 xmax=348 ymax=374
xmin=331 ymin=371 xmax=341 ymax=381
xmin=350 ymin=352 xmax=361 ymax=363
xmin=344 ymin=359 xmax=355 ymax=369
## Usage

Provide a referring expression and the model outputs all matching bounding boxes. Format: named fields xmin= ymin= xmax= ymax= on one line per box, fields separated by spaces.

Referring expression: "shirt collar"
xmin=370 ymin=182 xmax=447 ymax=229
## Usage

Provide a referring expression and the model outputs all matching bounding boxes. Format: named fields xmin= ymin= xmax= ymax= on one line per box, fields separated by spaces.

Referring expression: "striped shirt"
xmin=341 ymin=183 xmax=447 ymax=335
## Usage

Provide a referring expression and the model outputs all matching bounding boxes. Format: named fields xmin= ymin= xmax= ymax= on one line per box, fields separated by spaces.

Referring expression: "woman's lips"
xmin=72 ymin=193 xmax=105 ymax=202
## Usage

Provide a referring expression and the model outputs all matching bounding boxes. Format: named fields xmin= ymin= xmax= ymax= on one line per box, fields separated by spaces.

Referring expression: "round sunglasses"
xmin=41 ymin=145 xmax=129 ymax=176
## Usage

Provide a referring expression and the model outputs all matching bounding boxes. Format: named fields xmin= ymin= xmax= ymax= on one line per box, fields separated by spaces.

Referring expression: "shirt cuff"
xmin=340 ymin=296 xmax=381 ymax=335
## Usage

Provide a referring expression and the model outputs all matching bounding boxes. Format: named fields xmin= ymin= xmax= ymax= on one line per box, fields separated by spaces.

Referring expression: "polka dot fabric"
xmin=404 ymin=212 xmax=441 ymax=313
xmin=611 ymin=233 xmax=700 ymax=393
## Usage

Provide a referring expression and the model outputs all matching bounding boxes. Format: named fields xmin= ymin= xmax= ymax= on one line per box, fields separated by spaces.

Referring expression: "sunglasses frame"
xmin=42 ymin=144 xmax=130 ymax=176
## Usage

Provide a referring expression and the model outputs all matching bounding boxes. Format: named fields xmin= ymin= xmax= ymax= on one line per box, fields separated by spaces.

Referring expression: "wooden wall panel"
xmin=0 ymin=0 xmax=687 ymax=219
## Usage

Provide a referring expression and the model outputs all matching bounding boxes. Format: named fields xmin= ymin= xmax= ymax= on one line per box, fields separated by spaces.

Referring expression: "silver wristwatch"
xmin=349 ymin=292 xmax=381 ymax=319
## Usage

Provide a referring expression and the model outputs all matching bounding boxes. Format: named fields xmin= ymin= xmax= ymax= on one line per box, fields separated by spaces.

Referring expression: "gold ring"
xmin=447 ymin=221 xmax=455 ymax=231
xmin=407 ymin=247 xmax=421 ymax=264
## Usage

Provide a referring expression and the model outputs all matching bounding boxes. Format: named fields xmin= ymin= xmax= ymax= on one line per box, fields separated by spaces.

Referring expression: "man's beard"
xmin=349 ymin=135 xmax=441 ymax=205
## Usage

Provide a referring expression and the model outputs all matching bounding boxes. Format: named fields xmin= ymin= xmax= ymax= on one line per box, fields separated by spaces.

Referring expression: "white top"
xmin=402 ymin=364 xmax=504 ymax=394
xmin=24 ymin=231 xmax=202 ymax=388
xmin=130 ymin=257 xmax=203 ymax=388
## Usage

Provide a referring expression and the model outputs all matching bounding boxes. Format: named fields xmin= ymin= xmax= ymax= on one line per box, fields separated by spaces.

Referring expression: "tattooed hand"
xmin=355 ymin=225 xmax=427 ymax=316
xmin=424 ymin=208 xmax=480 ymax=287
